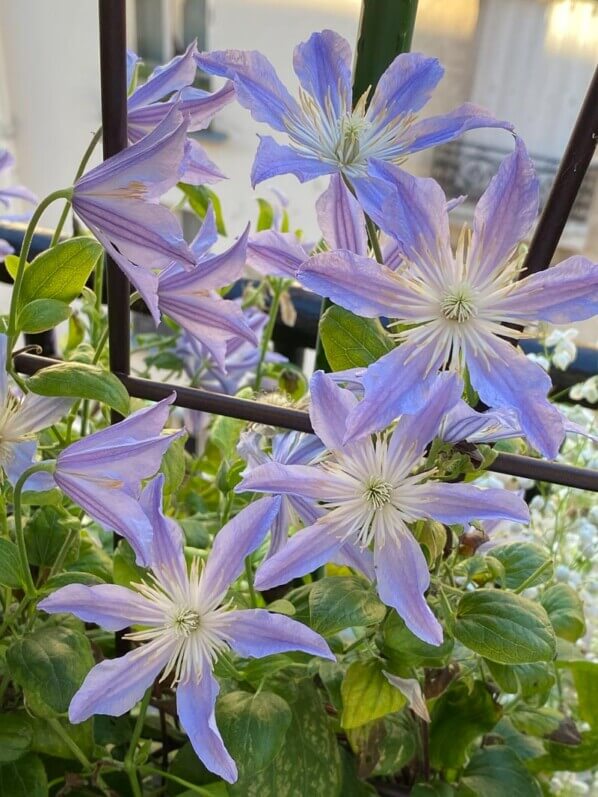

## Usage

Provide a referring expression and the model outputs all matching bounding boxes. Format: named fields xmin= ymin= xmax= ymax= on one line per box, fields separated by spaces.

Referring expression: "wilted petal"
xmin=69 ymin=637 xmax=176 ymax=723
xmin=247 ymin=229 xmax=308 ymax=278
xmin=254 ymin=520 xmax=343 ymax=590
xmin=225 ymin=608 xmax=334 ymax=659
xmin=368 ymin=53 xmax=444 ymax=121
xmin=129 ymin=40 xmax=198 ymax=110
xmin=251 ymin=135 xmax=335 ymax=187
xmin=177 ymin=674 xmax=238 ymax=784
xmin=383 ymin=672 xmax=429 ymax=721
xmin=39 ymin=583 xmax=164 ymax=630
xmin=196 ymin=49 xmax=299 ymax=132
xmin=492 ymin=255 xmax=598 ymax=323
xmin=200 ymin=496 xmax=282 ymax=605
xmin=469 ymin=138 xmax=538 ymax=286
xmin=316 ymin=174 xmax=367 ymax=255
xmin=405 ymin=103 xmax=514 ymax=156
xmin=309 ymin=370 xmax=357 ymax=450
xmin=293 ymin=30 xmax=352 ymax=115
xmin=408 ymin=481 xmax=530 ymax=525
xmin=374 ymin=525 xmax=442 ymax=645
xmin=179 ymin=81 xmax=236 ymax=132
xmin=467 ymin=333 xmax=565 ymax=458
xmin=181 ymin=138 xmax=227 ymax=185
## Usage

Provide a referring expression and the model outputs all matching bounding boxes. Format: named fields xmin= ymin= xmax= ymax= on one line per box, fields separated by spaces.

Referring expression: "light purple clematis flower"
xmin=158 ymin=206 xmax=256 ymax=370
xmin=0 ymin=335 xmax=71 ymax=491
xmin=53 ymin=394 xmax=183 ymax=566
xmin=238 ymin=371 xmax=529 ymax=645
xmin=0 ymin=149 xmax=38 ymax=259
xmin=39 ymin=484 xmax=333 ymax=783
xmin=72 ymin=108 xmax=195 ymax=321
xmin=196 ymin=29 xmax=512 ymax=196
xmin=298 ymin=140 xmax=598 ymax=457
xmin=127 ymin=40 xmax=234 ymax=185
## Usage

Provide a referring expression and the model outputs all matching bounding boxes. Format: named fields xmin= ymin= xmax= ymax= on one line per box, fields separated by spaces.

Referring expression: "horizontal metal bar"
xmin=13 ymin=352 xmax=597 ymax=492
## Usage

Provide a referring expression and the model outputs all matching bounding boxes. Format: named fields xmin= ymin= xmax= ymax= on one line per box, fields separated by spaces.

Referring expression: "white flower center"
xmin=441 ymin=285 xmax=477 ymax=323
xmin=173 ymin=608 xmax=202 ymax=637
xmin=364 ymin=476 xmax=393 ymax=509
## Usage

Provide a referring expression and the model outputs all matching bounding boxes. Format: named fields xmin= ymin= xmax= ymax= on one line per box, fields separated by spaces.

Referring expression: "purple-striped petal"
xmin=293 ymin=30 xmax=352 ymax=115
xmin=225 ymin=608 xmax=334 ymax=659
xmin=180 ymin=138 xmax=227 ymax=185
xmin=247 ymin=229 xmax=307 ymax=278
xmin=469 ymin=138 xmax=538 ymax=286
xmin=405 ymin=103 xmax=514 ymax=156
xmin=129 ymin=40 xmax=198 ymax=110
xmin=69 ymin=637 xmax=176 ymax=723
xmin=140 ymin=475 xmax=188 ymax=591
xmin=409 ymin=482 xmax=530 ymax=525
xmin=199 ymin=496 xmax=282 ymax=606
xmin=251 ymin=135 xmax=335 ymax=187
xmin=4 ymin=441 xmax=55 ymax=492
xmin=316 ymin=174 xmax=367 ymax=255
xmin=368 ymin=53 xmax=444 ymax=121
xmin=237 ymin=461 xmax=348 ymax=502
xmin=177 ymin=674 xmax=237 ymax=784
xmin=309 ymin=370 xmax=357 ymax=450
xmin=190 ymin=204 xmax=218 ymax=260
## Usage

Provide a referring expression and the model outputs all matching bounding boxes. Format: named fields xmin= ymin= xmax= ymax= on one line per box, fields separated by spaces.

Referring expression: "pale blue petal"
xmin=180 ymin=138 xmax=227 ymax=185
xmin=368 ymin=53 xmax=443 ymax=121
xmin=190 ymin=204 xmax=218 ymax=260
xmin=140 ymin=475 xmax=188 ymax=591
xmin=177 ymin=675 xmax=238 ymax=784
xmin=225 ymin=609 xmax=334 ymax=659
xmin=7 ymin=393 xmax=72 ymax=437
xmin=309 ymin=370 xmax=357 ymax=450
xmin=129 ymin=40 xmax=198 ymax=110
xmin=410 ymin=482 xmax=530 ymax=525
xmin=251 ymin=135 xmax=335 ymax=187
xmin=469 ymin=138 xmax=538 ymax=286
xmin=335 ymin=542 xmax=375 ymax=580
xmin=237 ymin=461 xmax=348 ymax=501
xmin=316 ymin=174 xmax=367 ymax=255
xmin=405 ymin=103 xmax=514 ymax=156
xmin=247 ymin=229 xmax=307 ymax=278
xmin=4 ymin=441 xmax=54 ymax=491
xmin=293 ymin=30 xmax=352 ymax=115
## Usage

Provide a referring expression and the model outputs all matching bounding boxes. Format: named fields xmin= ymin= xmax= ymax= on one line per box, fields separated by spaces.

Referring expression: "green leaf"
xmin=160 ymin=432 xmax=188 ymax=497
xmin=4 ymin=254 xmax=19 ymax=280
xmin=558 ymin=659 xmax=598 ymax=727
xmin=371 ymin=712 xmax=418 ymax=776
xmin=19 ymin=237 xmax=101 ymax=308
xmin=319 ymin=305 xmax=393 ymax=371
xmin=510 ymin=705 xmax=562 ymax=736
xmin=383 ymin=611 xmax=454 ymax=667
xmin=6 ymin=626 xmax=94 ymax=717
xmin=460 ymin=746 xmax=542 ymax=797
xmin=256 ymin=197 xmax=275 ymax=230
xmin=429 ymin=681 xmax=501 ymax=770
xmin=0 ymin=754 xmax=47 ymax=797
xmin=341 ymin=660 xmax=406 ymax=730
xmin=211 ymin=414 xmax=245 ymax=459
xmin=485 ymin=659 xmax=554 ymax=697
xmin=113 ymin=539 xmax=148 ymax=587
xmin=25 ymin=507 xmax=78 ymax=568
xmin=339 ymin=747 xmax=377 ymax=796
xmin=167 ymin=742 xmax=221 ymax=793
xmin=29 ymin=716 xmax=93 ymax=760
xmin=17 ymin=299 xmax=71 ymax=334
xmin=228 ymin=679 xmax=342 ymax=797
xmin=0 ymin=714 xmax=32 ymax=763
xmin=309 ymin=576 xmax=386 ymax=635
xmin=491 ymin=542 xmax=553 ymax=590
xmin=179 ymin=183 xmax=226 ymax=234
xmin=541 ymin=583 xmax=586 ymax=642
xmin=217 ymin=691 xmax=292 ymax=777
xmin=0 ymin=537 xmax=25 ymax=589
xmin=27 ymin=361 xmax=129 ymax=416
xmin=41 ymin=571 xmax=105 ymax=592
xmin=454 ymin=589 xmax=556 ymax=664
xmin=412 ymin=784 xmax=455 ymax=797
xmin=529 ymin=731 xmax=598 ymax=773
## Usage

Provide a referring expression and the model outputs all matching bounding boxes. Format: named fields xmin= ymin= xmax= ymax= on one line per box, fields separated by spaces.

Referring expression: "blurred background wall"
xmin=0 ymin=0 xmax=596 ymax=344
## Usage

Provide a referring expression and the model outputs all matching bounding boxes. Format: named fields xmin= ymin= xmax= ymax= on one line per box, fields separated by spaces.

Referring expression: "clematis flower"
xmin=53 ymin=394 xmax=183 ymax=566
xmin=298 ymin=140 xmax=598 ymax=457
xmin=238 ymin=371 xmax=529 ymax=645
xmin=196 ymin=29 xmax=512 ymax=196
xmin=127 ymin=40 xmax=234 ymax=184
xmin=0 ymin=149 xmax=37 ymax=259
xmin=72 ymin=108 xmax=195 ymax=321
xmin=39 ymin=483 xmax=333 ymax=783
xmin=158 ymin=206 xmax=256 ymax=370
xmin=0 ymin=335 xmax=71 ymax=491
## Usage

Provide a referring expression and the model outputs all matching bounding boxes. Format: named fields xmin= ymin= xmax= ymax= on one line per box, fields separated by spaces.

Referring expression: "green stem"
xmin=47 ymin=718 xmax=110 ymax=793
xmin=50 ymin=127 xmax=103 ymax=247
xmin=513 ymin=558 xmax=554 ymax=594
xmin=364 ymin=212 xmax=384 ymax=264
xmin=13 ymin=461 xmax=56 ymax=597
xmin=47 ymin=527 xmax=78 ymax=579
xmin=7 ymin=189 xmax=72 ymax=354
xmin=245 ymin=556 xmax=258 ymax=607
xmin=140 ymin=766 xmax=218 ymax=796
xmin=124 ymin=686 xmax=152 ymax=797
xmin=254 ymin=280 xmax=283 ymax=392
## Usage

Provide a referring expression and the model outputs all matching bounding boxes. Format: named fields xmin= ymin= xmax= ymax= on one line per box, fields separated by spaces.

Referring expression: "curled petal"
xmin=225 ymin=608 xmax=334 ymax=659
xmin=405 ymin=103 xmax=514 ymax=156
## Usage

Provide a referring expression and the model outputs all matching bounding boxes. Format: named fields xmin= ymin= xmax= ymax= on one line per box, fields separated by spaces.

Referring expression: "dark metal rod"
xmin=523 ymin=65 xmax=598 ymax=275
xmin=98 ymin=0 xmax=130 ymax=413
xmin=13 ymin=352 xmax=598 ymax=492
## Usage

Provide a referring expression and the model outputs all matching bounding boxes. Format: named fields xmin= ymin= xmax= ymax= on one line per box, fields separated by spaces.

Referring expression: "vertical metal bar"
xmin=523 ymin=66 xmax=598 ymax=275
xmin=98 ymin=0 xmax=130 ymax=413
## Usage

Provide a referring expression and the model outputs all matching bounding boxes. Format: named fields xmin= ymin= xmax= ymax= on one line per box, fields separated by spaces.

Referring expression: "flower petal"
xmin=316 ymin=174 xmax=367 ymax=255
xmin=129 ymin=40 xmax=198 ymax=110
xmin=190 ymin=204 xmax=218 ymax=260
xmin=200 ymin=496 xmax=282 ymax=605
xmin=405 ymin=103 xmax=514 ymax=156
xmin=196 ymin=49 xmax=299 ymax=132
xmin=251 ymin=135 xmax=335 ymax=187
xmin=38 ymin=583 xmax=164 ymax=630
xmin=368 ymin=53 xmax=444 ymax=121
xmin=177 ymin=674 xmax=238 ymax=784
xmin=374 ymin=525 xmax=442 ymax=645
xmin=254 ymin=521 xmax=343 ymax=590
xmin=180 ymin=138 xmax=227 ymax=185
xmin=4 ymin=441 xmax=55 ymax=491
xmin=309 ymin=370 xmax=357 ymax=450
xmin=140 ymin=475 xmax=188 ymax=591
xmin=247 ymin=229 xmax=307 ymax=278
xmin=382 ymin=672 xmax=429 ymax=721
xmin=469 ymin=138 xmax=538 ymax=286
xmin=225 ymin=608 xmax=334 ymax=659
xmin=237 ymin=461 xmax=349 ymax=501
xmin=409 ymin=482 xmax=530 ymax=525
xmin=293 ymin=30 xmax=352 ymax=116
xmin=69 ymin=637 xmax=175 ymax=723
xmin=492 ymin=255 xmax=598 ymax=323
xmin=5 ymin=394 xmax=72 ymax=438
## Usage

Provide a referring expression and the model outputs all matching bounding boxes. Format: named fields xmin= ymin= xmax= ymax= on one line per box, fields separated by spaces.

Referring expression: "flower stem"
xmin=364 ymin=212 xmax=384 ymax=264
xmin=245 ymin=556 xmax=258 ymax=607
xmin=125 ymin=686 xmax=153 ymax=797
xmin=47 ymin=718 xmax=110 ymax=793
xmin=254 ymin=279 xmax=283 ymax=392
xmin=7 ymin=188 xmax=73 ymax=355
xmin=13 ymin=461 xmax=56 ymax=597
xmin=50 ymin=127 xmax=103 ymax=247
xmin=140 ymin=766 xmax=218 ymax=796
